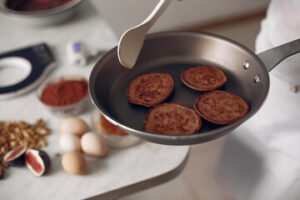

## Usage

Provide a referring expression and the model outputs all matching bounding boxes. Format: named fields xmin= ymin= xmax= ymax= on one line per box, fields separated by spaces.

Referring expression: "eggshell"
xmin=59 ymin=134 xmax=81 ymax=152
xmin=62 ymin=151 xmax=87 ymax=175
xmin=81 ymin=132 xmax=108 ymax=158
xmin=60 ymin=117 xmax=89 ymax=137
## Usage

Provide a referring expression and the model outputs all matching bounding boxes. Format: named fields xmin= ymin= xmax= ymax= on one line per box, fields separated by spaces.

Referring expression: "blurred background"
xmin=98 ymin=0 xmax=270 ymax=36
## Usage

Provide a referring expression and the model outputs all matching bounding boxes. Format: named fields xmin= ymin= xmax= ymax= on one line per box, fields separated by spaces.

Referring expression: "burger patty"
xmin=127 ymin=72 xmax=174 ymax=107
xmin=143 ymin=103 xmax=202 ymax=135
xmin=181 ymin=66 xmax=227 ymax=91
xmin=194 ymin=90 xmax=249 ymax=125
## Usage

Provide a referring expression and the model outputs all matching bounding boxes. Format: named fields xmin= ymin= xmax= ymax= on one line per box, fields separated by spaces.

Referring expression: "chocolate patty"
xmin=143 ymin=103 xmax=202 ymax=135
xmin=181 ymin=66 xmax=227 ymax=91
xmin=194 ymin=90 xmax=249 ymax=125
xmin=127 ymin=72 xmax=174 ymax=107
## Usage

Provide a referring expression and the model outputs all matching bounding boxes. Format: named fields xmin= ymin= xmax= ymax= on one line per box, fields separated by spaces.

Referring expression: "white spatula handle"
xmin=143 ymin=0 xmax=172 ymax=28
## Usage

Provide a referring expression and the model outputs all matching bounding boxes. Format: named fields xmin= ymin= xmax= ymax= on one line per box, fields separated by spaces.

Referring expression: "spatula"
xmin=117 ymin=0 xmax=172 ymax=69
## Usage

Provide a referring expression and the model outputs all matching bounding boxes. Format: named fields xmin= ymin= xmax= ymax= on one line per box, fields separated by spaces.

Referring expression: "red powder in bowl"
xmin=40 ymin=79 xmax=88 ymax=106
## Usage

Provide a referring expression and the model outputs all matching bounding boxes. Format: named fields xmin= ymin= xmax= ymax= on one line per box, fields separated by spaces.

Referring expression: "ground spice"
xmin=41 ymin=79 xmax=88 ymax=106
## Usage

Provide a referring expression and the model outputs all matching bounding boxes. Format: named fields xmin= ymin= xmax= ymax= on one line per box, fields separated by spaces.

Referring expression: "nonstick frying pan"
xmin=89 ymin=31 xmax=300 ymax=145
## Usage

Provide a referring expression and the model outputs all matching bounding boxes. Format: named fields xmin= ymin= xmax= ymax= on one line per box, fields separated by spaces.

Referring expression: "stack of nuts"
xmin=59 ymin=117 xmax=108 ymax=175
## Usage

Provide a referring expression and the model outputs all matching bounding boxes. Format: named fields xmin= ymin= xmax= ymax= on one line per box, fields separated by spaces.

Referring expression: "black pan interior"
xmin=109 ymin=61 xmax=244 ymax=132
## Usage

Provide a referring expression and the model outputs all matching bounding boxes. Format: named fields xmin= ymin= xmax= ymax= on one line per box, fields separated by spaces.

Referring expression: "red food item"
xmin=98 ymin=115 xmax=129 ymax=136
xmin=40 ymin=79 xmax=88 ymax=106
xmin=5 ymin=146 xmax=25 ymax=161
xmin=6 ymin=0 xmax=73 ymax=12
xmin=26 ymin=151 xmax=43 ymax=174
xmin=25 ymin=149 xmax=51 ymax=176
xmin=3 ymin=146 xmax=27 ymax=166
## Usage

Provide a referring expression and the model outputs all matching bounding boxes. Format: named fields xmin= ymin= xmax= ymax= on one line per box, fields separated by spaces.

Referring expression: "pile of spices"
xmin=0 ymin=119 xmax=51 ymax=179
xmin=40 ymin=79 xmax=88 ymax=106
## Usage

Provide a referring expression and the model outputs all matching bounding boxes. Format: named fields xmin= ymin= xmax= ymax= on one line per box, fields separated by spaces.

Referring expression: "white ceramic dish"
xmin=91 ymin=110 xmax=141 ymax=148
xmin=37 ymin=75 xmax=90 ymax=117
xmin=0 ymin=0 xmax=83 ymax=26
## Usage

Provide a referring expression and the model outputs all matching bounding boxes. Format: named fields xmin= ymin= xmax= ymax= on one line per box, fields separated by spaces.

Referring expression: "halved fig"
xmin=127 ymin=72 xmax=174 ymax=107
xmin=143 ymin=103 xmax=202 ymax=135
xmin=181 ymin=66 xmax=227 ymax=91
xmin=25 ymin=149 xmax=51 ymax=176
xmin=3 ymin=146 xmax=27 ymax=166
xmin=194 ymin=90 xmax=249 ymax=125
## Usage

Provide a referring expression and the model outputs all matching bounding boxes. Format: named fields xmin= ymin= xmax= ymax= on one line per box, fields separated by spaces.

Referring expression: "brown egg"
xmin=60 ymin=117 xmax=89 ymax=137
xmin=81 ymin=132 xmax=108 ymax=158
xmin=62 ymin=151 xmax=87 ymax=175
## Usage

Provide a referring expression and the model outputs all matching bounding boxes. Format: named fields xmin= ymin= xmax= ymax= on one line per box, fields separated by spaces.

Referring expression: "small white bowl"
xmin=91 ymin=110 xmax=141 ymax=148
xmin=37 ymin=75 xmax=90 ymax=117
xmin=0 ymin=0 xmax=83 ymax=26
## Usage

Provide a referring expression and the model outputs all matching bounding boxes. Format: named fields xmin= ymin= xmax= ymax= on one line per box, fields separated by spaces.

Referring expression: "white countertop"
xmin=0 ymin=1 xmax=189 ymax=199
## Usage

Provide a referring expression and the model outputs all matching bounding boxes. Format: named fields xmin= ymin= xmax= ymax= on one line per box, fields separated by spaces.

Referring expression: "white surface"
xmin=0 ymin=1 xmax=116 ymax=65
xmin=96 ymin=0 xmax=270 ymax=36
xmin=0 ymin=1 xmax=189 ymax=199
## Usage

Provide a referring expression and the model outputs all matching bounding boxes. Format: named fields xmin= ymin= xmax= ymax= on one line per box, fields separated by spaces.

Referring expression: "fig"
xmin=0 ymin=166 xmax=5 ymax=179
xmin=3 ymin=146 xmax=27 ymax=166
xmin=25 ymin=149 xmax=51 ymax=176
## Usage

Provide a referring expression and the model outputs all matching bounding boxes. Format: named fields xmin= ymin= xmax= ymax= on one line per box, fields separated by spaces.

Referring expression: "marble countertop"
xmin=0 ymin=1 xmax=189 ymax=199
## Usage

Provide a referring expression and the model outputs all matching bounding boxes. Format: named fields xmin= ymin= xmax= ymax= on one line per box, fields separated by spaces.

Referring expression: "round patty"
xmin=127 ymin=72 xmax=174 ymax=107
xmin=143 ymin=103 xmax=202 ymax=135
xmin=194 ymin=90 xmax=249 ymax=125
xmin=181 ymin=66 xmax=227 ymax=91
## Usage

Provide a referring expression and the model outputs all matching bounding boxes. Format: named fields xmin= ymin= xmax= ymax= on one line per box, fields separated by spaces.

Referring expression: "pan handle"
xmin=257 ymin=39 xmax=300 ymax=72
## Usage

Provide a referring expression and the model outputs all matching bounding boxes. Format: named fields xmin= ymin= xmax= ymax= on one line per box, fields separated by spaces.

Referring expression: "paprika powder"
xmin=40 ymin=79 xmax=88 ymax=106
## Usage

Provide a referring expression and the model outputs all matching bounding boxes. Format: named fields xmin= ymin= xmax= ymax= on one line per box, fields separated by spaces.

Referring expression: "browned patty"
xmin=127 ymin=72 xmax=174 ymax=107
xmin=143 ymin=103 xmax=202 ymax=135
xmin=194 ymin=90 xmax=249 ymax=125
xmin=181 ymin=66 xmax=227 ymax=91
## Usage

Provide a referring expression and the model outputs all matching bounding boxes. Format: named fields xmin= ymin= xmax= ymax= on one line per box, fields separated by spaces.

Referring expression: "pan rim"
xmin=89 ymin=31 xmax=270 ymax=144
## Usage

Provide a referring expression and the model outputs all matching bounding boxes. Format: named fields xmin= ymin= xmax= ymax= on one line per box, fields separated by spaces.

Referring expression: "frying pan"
xmin=89 ymin=31 xmax=300 ymax=145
